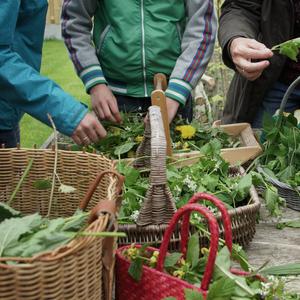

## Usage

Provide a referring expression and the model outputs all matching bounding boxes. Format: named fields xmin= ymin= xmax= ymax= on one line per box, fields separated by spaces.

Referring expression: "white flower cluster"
xmin=183 ymin=175 xmax=197 ymax=192
xmin=130 ymin=210 xmax=140 ymax=222
xmin=260 ymin=276 xmax=282 ymax=298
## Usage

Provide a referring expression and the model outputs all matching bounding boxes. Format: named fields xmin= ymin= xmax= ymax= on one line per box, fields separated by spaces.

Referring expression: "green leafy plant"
xmin=272 ymin=37 xmax=300 ymax=61
xmin=117 ymin=140 xmax=259 ymax=223
xmin=90 ymin=113 xmax=240 ymax=159
xmin=123 ymin=234 xmax=300 ymax=299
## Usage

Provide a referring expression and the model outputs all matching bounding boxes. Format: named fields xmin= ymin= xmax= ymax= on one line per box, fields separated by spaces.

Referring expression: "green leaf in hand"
xmin=272 ymin=37 xmax=300 ymax=61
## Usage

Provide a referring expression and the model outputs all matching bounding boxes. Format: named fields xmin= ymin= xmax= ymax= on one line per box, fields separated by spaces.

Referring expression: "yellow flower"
xmin=175 ymin=125 xmax=196 ymax=139
xmin=135 ymin=135 xmax=144 ymax=143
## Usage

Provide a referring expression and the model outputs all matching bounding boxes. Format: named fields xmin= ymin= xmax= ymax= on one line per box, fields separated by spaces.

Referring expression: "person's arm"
xmin=61 ymin=0 xmax=121 ymax=123
xmin=0 ymin=0 xmax=106 ymax=144
xmin=165 ymin=0 xmax=217 ymax=121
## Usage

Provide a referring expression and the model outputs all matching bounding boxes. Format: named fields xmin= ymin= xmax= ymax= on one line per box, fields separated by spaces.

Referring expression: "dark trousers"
xmin=0 ymin=126 xmax=20 ymax=148
xmin=116 ymin=95 xmax=193 ymax=122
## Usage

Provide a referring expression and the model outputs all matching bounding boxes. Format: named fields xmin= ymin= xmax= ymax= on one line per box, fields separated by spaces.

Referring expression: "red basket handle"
xmin=181 ymin=193 xmax=232 ymax=255
xmin=79 ymin=170 xmax=124 ymax=223
xmin=156 ymin=204 xmax=219 ymax=292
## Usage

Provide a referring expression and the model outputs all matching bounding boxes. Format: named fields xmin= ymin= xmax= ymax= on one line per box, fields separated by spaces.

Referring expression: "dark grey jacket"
xmin=218 ymin=0 xmax=294 ymax=124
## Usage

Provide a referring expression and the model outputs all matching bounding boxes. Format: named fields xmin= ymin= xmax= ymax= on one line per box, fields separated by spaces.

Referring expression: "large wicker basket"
xmin=0 ymin=147 xmax=123 ymax=300
xmin=118 ymin=107 xmax=261 ymax=248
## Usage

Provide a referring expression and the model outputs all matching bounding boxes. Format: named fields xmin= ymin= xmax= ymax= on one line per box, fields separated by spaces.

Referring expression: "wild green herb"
xmin=117 ymin=140 xmax=254 ymax=224
xmin=272 ymin=37 xmax=300 ymax=61
xmin=0 ymin=206 xmax=126 ymax=260
xmin=90 ymin=113 xmax=240 ymax=159
xmin=0 ymin=209 xmax=88 ymax=258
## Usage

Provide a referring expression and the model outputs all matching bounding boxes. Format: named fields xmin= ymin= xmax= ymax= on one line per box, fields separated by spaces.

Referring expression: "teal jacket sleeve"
xmin=0 ymin=0 xmax=88 ymax=136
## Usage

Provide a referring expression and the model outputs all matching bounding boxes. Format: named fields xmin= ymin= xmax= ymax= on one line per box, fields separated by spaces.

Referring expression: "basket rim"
xmin=257 ymin=166 xmax=300 ymax=192
xmin=118 ymin=184 xmax=260 ymax=234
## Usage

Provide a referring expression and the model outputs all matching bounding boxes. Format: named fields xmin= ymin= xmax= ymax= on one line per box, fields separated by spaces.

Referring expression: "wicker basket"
xmin=118 ymin=107 xmax=261 ymax=248
xmin=258 ymin=166 xmax=300 ymax=211
xmin=0 ymin=147 xmax=123 ymax=300
xmin=257 ymin=76 xmax=300 ymax=211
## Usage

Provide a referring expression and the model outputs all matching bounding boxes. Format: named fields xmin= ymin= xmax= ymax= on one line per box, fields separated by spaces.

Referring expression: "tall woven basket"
xmin=0 ymin=147 xmax=123 ymax=300
xmin=119 ymin=106 xmax=180 ymax=248
xmin=118 ymin=106 xmax=261 ymax=248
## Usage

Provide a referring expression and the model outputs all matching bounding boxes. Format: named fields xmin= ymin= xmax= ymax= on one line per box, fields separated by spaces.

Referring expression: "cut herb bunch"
xmin=90 ymin=113 xmax=240 ymax=159
xmin=0 ymin=205 xmax=125 ymax=261
xmin=123 ymin=234 xmax=300 ymax=300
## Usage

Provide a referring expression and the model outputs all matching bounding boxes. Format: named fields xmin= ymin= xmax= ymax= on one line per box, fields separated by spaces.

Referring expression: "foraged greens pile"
xmin=0 ymin=203 xmax=88 ymax=260
xmin=91 ymin=114 xmax=240 ymax=159
xmin=123 ymin=233 xmax=300 ymax=300
xmin=117 ymin=140 xmax=276 ymax=224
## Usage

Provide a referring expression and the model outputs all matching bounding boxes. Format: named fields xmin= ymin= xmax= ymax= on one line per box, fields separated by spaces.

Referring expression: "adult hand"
xmin=71 ymin=112 xmax=107 ymax=145
xmin=90 ymin=84 xmax=122 ymax=123
xmin=230 ymin=37 xmax=273 ymax=81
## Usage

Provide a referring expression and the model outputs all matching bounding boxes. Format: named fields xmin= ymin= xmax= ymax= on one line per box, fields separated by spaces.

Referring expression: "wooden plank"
xmin=46 ymin=0 xmax=62 ymax=25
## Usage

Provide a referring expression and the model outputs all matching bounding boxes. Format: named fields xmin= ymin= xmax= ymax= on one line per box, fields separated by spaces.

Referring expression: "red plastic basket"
xmin=116 ymin=193 xmax=264 ymax=300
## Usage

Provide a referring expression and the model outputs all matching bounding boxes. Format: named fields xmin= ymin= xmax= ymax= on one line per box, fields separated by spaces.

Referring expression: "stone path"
xmin=245 ymin=204 xmax=300 ymax=293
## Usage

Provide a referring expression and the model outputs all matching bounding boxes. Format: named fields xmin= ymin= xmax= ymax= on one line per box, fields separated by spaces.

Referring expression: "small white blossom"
xmin=183 ymin=175 xmax=197 ymax=192
xmin=130 ymin=210 xmax=140 ymax=222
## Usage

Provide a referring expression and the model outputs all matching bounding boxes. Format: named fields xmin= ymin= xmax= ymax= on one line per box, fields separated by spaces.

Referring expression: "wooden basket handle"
xmin=153 ymin=73 xmax=168 ymax=91
xmin=180 ymin=193 xmax=232 ymax=255
xmin=79 ymin=170 xmax=124 ymax=223
xmin=151 ymin=73 xmax=172 ymax=157
xmin=156 ymin=204 xmax=219 ymax=292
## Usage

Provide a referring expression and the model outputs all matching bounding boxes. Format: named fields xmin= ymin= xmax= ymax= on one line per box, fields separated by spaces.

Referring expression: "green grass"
xmin=20 ymin=40 xmax=90 ymax=148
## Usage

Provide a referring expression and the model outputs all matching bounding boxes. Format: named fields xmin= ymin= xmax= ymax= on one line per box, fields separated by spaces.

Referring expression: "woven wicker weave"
xmin=0 ymin=148 xmax=123 ymax=300
xmin=118 ymin=107 xmax=261 ymax=248
xmin=258 ymin=167 xmax=300 ymax=211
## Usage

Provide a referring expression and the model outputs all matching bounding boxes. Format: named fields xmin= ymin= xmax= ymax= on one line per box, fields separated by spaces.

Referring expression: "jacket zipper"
xmin=140 ymin=0 xmax=148 ymax=97
xmin=97 ymin=25 xmax=111 ymax=55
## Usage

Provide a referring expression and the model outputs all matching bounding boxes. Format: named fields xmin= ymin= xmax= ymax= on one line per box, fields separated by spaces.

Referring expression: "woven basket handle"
xmin=181 ymin=193 xmax=232 ymax=254
xmin=156 ymin=204 xmax=219 ymax=292
xmin=79 ymin=170 xmax=124 ymax=223
xmin=278 ymin=75 xmax=300 ymax=116
xmin=149 ymin=106 xmax=167 ymax=185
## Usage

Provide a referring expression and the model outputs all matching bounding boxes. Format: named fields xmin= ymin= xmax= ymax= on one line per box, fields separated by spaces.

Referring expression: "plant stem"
xmin=8 ymin=158 xmax=34 ymax=206
xmin=47 ymin=114 xmax=58 ymax=217
xmin=79 ymin=231 xmax=127 ymax=238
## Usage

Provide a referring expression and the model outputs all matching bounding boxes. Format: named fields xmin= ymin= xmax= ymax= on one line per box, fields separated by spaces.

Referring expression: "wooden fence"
xmin=46 ymin=0 xmax=62 ymax=24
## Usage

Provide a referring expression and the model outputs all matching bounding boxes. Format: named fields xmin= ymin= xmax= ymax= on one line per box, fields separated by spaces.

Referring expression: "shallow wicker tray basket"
xmin=117 ymin=107 xmax=261 ymax=249
xmin=0 ymin=147 xmax=122 ymax=300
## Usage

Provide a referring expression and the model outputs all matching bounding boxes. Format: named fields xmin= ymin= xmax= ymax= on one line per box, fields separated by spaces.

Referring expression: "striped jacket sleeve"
xmin=61 ymin=0 xmax=107 ymax=93
xmin=165 ymin=0 xmax=217 ymax=105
